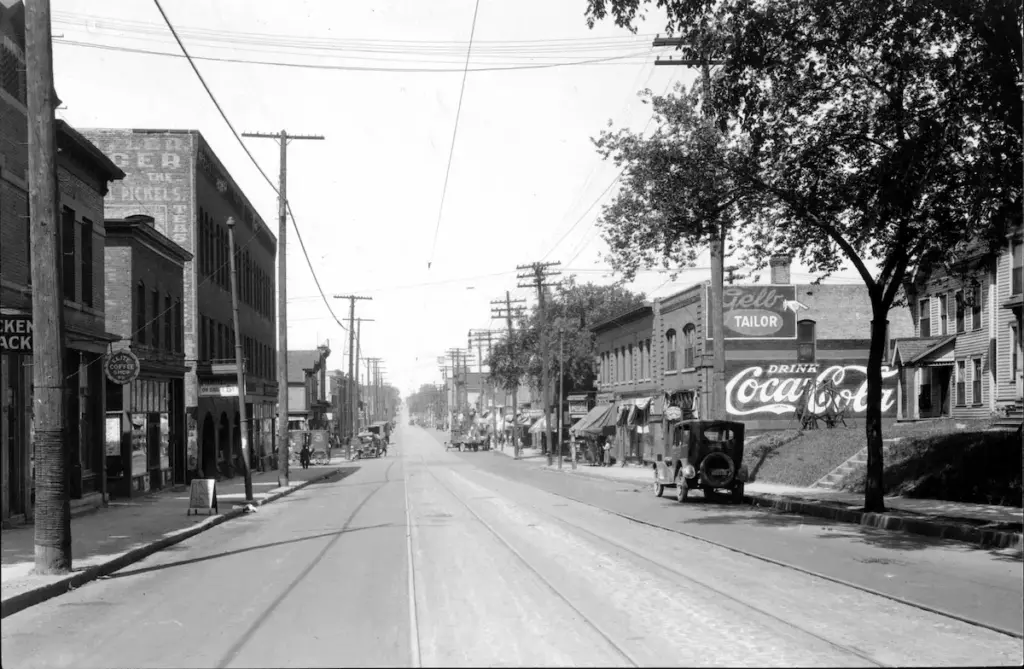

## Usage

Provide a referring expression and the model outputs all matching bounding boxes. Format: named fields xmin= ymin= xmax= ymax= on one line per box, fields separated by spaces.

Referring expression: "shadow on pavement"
xmin=104 ymin=522 xmax=403 ymax=580
xmin=682 ymin=509 xmax=824 ymax=530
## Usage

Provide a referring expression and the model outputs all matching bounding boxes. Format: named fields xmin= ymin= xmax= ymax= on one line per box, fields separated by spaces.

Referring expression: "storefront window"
xmin=159 ymin=414 xmax=170 ymax=470
xmin=130 ymin=414 xmax=147 ymax=481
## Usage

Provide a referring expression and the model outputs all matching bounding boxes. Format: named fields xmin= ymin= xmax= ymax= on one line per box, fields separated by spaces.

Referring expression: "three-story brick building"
xmin=81 ymin=129 xmax=279 ymax=480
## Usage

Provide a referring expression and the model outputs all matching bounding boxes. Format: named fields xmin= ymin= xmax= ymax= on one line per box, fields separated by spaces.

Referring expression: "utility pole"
xmin=491 ymin=291 xmax=526 ymax=457
xmin=225 ymin=215 xmax=254 ymax=501
xmin=470 ymin=329 xmax=501 ymax=449
xmin=335 ymin=295 xmax=372 ymax=458
xmin=365 ymin=357 xmax=382 ymax=422
xmin=518 ymin=261 xmax=562 ymax=465
xmin=654 ymin=36 xmax=727 ymax=419
xmin=27 ymin=0 xmax=71 ymax=574
xmin=353 ymin=318 xmax=373 ymax=440
xmin=558 ymin=327 xmax=565 ymax=470
xmin=242 ymin=130 xmax=324 ymax=486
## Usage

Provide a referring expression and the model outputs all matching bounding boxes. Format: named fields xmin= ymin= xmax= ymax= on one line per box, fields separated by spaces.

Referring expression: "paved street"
xmin=2 ymin=420 xmax=1021 ymax=668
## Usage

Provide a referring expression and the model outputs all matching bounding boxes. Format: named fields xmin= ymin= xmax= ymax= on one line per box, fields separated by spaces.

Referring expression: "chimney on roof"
xmin=769 ymin=254 xmax=792 ymax=285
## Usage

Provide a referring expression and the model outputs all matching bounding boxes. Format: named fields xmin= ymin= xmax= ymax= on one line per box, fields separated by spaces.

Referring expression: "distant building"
xmin=591 ymin=255 xmax=916 ymax=462
xmin=1 ymin=1 xmax=125 ymax=524
xmin=286 ymin=345 xmax=331 ymax=432
xmin=81 ymin=129 xmax=278 ymax=478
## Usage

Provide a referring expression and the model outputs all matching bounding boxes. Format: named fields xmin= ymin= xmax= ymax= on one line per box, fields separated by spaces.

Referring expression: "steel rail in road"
xmin=415 ymin=457 xmax=642 ymax=667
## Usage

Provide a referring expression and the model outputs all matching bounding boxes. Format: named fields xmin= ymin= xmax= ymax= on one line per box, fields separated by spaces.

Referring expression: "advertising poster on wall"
xmin=130 ymin=415 xmax=147 ymax=477
xmin=159 ymin=414 xmax=170 ymax=470
xmin=725 ymin=361 xmax=899 ymax=424
xmin=706 ymin=284 xmax=808 ymax=340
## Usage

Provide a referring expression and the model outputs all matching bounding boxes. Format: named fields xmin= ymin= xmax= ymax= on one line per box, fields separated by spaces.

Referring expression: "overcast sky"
xmin=52 ymin=0 xmax=865 ymax=396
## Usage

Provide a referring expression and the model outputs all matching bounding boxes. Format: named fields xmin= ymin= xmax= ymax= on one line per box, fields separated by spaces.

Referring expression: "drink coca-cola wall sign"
xmin=706 ymin=284 xmax=807 ymax=340
xmin=725 ymin=362 xmax=899 ymax=418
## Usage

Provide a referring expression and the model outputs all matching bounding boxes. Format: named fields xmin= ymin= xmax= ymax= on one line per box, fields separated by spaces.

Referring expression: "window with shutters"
xmin=62 ymin=207 xmax=76 ymax=301
xmin=938 ymin=293 xmax=947 ymax=335
xmin=955 ymin=360 xmax=966 ymax=406
xmin=955 ymin=290 xmax=965 ymax=333
xmin=971 ymin=285 xmax=982 ymax=330
xmin=151 ymin=290 xmax=161 ymax=348
xmin=918 ymin=298 xmax=931 ymax=338
xmin=164 ymin=295 xmax=172 ymax=351
xmin=972 ymin=358 xmax=983 ymax=404
xmin=135 ymin=282 xmax=146 ymax=345
xmin=81 ymin=219 xmax=93 ymax=307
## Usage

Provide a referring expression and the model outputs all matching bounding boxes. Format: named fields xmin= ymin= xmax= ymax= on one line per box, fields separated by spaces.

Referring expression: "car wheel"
xmin=675 ymin=475 xmax=689 ymax=503
xmin=653 ymin=471 xmax=664 ymax=498
xmin=733 ymin=483 xmax=745 ymax=504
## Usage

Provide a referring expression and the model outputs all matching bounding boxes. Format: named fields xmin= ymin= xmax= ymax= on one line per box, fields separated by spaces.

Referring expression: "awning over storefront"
xmin=571 ymin=403 xmax=618 ymax=437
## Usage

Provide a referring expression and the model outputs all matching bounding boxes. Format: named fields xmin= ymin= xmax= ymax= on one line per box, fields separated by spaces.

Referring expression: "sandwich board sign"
xmin=187 ymin=478 xmax=218 ymax=516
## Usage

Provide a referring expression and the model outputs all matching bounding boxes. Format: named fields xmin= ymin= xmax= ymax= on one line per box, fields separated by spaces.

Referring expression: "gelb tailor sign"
xmin=706 ymin=284 xmax=808 ymax=340
xmin=725 ymin=363 xmax=899 ymax=418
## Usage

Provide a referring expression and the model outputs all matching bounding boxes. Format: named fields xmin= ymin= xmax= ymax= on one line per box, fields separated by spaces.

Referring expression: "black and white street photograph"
xmin=1 ymin=0 xmax=1022 ymax=666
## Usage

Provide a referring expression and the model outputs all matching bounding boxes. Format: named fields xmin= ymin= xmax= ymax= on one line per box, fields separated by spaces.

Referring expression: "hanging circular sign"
xmin=105 ymin=349 xmax=141 ymax=385
xmin=665 ymin=405 xmax=683 ymax=421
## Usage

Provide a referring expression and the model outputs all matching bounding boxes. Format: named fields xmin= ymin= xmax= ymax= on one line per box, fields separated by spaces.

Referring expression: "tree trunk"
xmin=864 ymin=312 xmax=890 ymax=513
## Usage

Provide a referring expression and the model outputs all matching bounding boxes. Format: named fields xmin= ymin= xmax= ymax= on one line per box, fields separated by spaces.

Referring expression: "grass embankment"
xmin=742 ymin=428 xmax=863 ymax=487
xmin=840 ymin=423 xmax=1022 ymax=507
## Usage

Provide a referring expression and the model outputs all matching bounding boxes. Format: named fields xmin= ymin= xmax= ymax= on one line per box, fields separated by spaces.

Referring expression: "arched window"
xmin=666 ymin=329 xmax=678 ymax=371
xmin=135 ymin=281 xmax=146 ymax=345
xmin=798 ymin=320 xmax=816 ymax=363
xmin=682 ymin=324 xmax=696 ymax=368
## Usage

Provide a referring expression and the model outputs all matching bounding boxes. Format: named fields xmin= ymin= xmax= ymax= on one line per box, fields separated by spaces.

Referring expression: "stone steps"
xmin=810 ymin=441 xmax=897 ymax=490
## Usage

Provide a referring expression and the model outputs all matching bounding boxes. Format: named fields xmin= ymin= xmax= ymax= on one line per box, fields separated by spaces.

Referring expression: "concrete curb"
xmin=746 ymin=493 xmax=1023 ymax=550
xmin=0 ymin=467 xmax=343 ymax=619
xmin=508 ymin=456 xmax=1023 ymax=551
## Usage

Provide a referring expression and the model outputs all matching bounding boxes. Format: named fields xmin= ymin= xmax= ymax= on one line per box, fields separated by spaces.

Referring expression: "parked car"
xmin=652 ymin=420 xmax=750 ymax=504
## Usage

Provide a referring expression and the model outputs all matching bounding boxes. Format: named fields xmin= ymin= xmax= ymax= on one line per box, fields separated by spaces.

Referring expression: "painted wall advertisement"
xmin=725 ymin=361 xmax=899 ymax=420
xmin=706 ymin=284 xmax=808 ymax=340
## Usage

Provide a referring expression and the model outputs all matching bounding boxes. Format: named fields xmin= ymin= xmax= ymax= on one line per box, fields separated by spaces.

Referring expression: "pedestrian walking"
xmin=300 ymin=442 xmax=311 ymax=469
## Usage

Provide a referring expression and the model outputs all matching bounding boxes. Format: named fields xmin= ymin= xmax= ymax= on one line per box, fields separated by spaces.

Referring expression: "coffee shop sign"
xmin=726 ymin=364 xmax=898 ymax=416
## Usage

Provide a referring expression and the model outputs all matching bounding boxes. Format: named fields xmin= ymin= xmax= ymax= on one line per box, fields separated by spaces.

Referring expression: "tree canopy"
xmin=486 ymin=277 xmax=646 ymax=397
xmin=585 ymin=0 xmax=1022 ymax=511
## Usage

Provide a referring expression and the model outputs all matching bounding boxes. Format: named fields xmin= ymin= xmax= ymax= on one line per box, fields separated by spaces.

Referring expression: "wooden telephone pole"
xmin=26 ymin=0 xmax=71 ymax=574
xmin=470 ymin=329 xmax=501 ymax=449
xmin=491 ymin=292 xmax=526 ymax=457
xmin=241 ymin=130 xmax=324 ymax=486
xmin=225 ymin=215 xmax=253 ymax=502
xmin=518 ymin=261 xmax=562 ymax=465
xmin=654 ymin=36 xmax=727 ymax=419
xmin=335 ymin=295 xmax=372 ymax=458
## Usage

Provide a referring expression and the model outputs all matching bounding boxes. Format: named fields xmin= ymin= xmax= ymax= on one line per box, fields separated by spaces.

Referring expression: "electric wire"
xmin=153 ymin=0 xmax=347 ymax=333
xmin=426 ymin=0 xmax=482 ymax=270
xmin=54 ymin=38 xmax=658 ymax=73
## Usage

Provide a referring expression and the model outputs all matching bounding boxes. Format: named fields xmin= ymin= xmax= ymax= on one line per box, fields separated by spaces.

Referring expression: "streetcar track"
xmin=411 ymin=455 xmax=642 ymax=668
xmin=507 ymin=491 xmax=889 ymax=667
xmin=216 ymin=458 xmax=396 ymax=668
xmin=471 ymin=447 xmax=1024 ymax=641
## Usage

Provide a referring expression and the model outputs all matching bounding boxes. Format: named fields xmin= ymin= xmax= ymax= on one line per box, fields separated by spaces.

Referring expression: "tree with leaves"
xmin=586 ymin=0 xmax=1022 ymax=511
xmin=487 ymin=277 xmax=646 ymax=411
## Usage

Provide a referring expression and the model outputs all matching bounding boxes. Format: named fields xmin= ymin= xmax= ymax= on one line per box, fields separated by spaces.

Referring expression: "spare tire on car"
xmin=699 ymin=451 xmax=736 ymax=489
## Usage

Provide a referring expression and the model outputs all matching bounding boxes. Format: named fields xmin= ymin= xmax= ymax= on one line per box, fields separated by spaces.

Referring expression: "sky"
xmin=51 ymin=0 xmax=866 ymax=397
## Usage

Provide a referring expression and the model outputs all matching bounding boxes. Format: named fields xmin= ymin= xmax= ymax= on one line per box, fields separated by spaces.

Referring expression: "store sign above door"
xmin=105 ymin=349 xmax=141 ymax=385
xmin=199 ymin=384 xmax=239 ymax=397
xmin=706 ymin=285 xmax=806 ymax=340
xmin=0 ymin=315 xmax=32 ymax=352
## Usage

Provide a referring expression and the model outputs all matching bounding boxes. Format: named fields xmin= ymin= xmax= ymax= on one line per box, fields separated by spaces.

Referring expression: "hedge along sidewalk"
xmin=0 ymin=461 xmax=346 ymax=619
xmin=497 ymin=453 xmax=1023 ymax=551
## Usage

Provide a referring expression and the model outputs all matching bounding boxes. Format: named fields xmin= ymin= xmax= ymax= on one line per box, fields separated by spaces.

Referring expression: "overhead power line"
xmin=151 ymin=0 xmax=347 ymax=332
xmin=427 ymin=0 xmax=482 ymax=270
xmin=54 ymin=39 xmax=660 ymax=73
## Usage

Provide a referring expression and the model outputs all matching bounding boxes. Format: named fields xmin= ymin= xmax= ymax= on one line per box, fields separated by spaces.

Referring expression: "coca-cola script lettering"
xmin=725 ymin=364 xmax=898 ymax=417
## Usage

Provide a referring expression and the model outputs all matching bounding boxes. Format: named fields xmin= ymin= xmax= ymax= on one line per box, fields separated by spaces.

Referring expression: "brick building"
xmin=892 ymin=228 xmax=1023 ymax=421
xmin=590 ymin=256 xmax=915 ymax=463
xmin=80 ymin=129 xmax=279 ymax=479
xmin=1 ymin=1 xmax=125 ymax=524
xmin=103 ymin=215 xmax=192 ymax=496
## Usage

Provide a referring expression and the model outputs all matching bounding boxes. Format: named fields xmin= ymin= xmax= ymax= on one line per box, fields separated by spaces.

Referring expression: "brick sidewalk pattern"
xmin=490 ymin=447 xmax=1023 ymax=549
xmin=1 ymin=458 xmax=350 ymax=618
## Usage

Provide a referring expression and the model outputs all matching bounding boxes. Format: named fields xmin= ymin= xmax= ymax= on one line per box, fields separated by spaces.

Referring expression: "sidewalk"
xmin=491 ymin=450 xmax=1023 ymax=550
xmin=1 ymin=457 xmax=351 ymax=618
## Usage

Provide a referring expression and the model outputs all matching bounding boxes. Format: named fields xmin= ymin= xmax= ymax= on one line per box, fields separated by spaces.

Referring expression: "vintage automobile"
xmin=652 ymin=419 xmax=749 ymax=503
